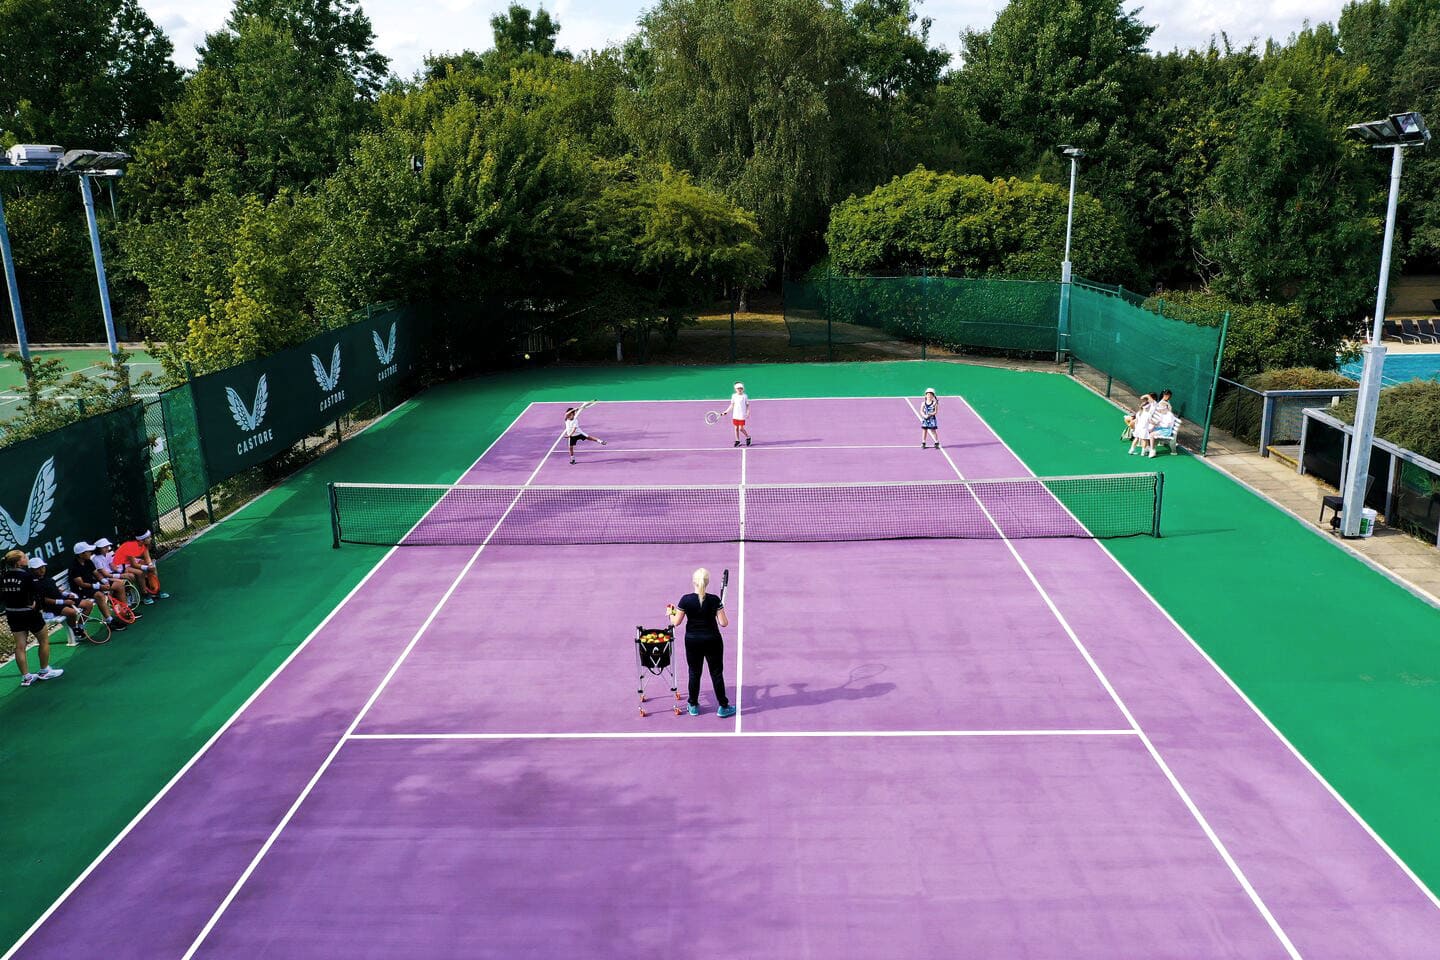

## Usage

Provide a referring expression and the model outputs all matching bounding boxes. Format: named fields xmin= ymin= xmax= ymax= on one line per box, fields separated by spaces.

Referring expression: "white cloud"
xmin=142 ymin=0 xmax=1350 ymax=75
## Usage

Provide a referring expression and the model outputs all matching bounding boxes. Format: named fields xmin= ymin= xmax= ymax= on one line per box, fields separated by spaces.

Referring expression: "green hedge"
xmin=1336 ymin=380 xmax=1440 ymax=463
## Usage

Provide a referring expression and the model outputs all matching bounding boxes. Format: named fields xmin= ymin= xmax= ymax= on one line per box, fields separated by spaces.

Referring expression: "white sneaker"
xmin=1148 ymin=450 xmax=1157 ymax=458
xmin=20 ymin=673 xmax=37 ymax=687
xmin=36 ymin=666 xmax=64 ymax=681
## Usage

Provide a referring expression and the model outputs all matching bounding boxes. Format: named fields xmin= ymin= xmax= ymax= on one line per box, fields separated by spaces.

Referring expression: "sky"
xmin=140 ymin=0 xmax=1351 ymax=77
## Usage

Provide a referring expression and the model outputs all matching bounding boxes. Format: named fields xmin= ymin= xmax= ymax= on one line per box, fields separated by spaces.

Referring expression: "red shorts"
xmin=733 ymin=419 xmax=746 ymax=427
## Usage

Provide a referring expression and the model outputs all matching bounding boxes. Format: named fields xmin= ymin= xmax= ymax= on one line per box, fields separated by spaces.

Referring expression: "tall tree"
xmin=1339 ymin=0 xmax=1440 ymax=266
xmin=846 ymin=0 xmax=950 ymax=179
xmin=124 ymin=0 xmax=387 ymax=216
xmin=1194 ymin=26 xmax=1377 ymax=334
xmin=0 ymin=0 xmax=182 ymax=147
xmin=621 ymin=0 xmax=862 ymax=274
xmin=490 ymin=3 xmax=567 ymax=59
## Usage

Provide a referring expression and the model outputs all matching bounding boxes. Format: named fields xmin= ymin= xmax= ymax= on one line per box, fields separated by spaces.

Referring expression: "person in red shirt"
xmin=115 ymin=530 xmax=169 ymax=604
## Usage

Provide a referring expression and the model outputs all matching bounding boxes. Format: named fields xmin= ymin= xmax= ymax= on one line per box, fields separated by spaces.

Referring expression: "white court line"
xmin=956 ymin=395 xmax=1440 ymax=913
xmin=735 ymin=447 xmax=746 ymax=731
xmin=556 ymin=444 xmax=919 ymax=453
xmin=180 ymin=414 xmax=562 ymax=959
xmin=532 ymin=395 xmax=950 ymax=405
xmin=348 ymin=729 xmax=1140 ymax=741
xmin=907 ymin=396 xmax=1301 ymax=958
xmin=0 ymin=401 xmax=540 ymax=960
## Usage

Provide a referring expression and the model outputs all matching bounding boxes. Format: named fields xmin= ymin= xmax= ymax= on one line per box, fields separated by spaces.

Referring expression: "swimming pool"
xmin=1340 ymin=351 xmax=1440 ymax=386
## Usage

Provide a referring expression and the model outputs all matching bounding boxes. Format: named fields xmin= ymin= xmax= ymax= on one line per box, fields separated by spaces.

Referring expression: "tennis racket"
xmin=112 ymin=596 xmax=136 ymax=624
xmin=719 ymin=568 xmax=730 ymax=607
xmin=705 ymin=410 xmax=725 ymax=425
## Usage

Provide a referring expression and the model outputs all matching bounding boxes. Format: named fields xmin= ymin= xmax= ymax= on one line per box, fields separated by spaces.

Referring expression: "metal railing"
xmin=1299 ymin=406 xmax=1440 ymax=548
xmin=1214 ymin=378 xmax=1359 ymax=456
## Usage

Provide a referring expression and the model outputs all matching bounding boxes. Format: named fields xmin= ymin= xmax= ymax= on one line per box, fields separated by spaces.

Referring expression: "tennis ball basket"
xmin=635 ymin=625 xmax=681 ymax=717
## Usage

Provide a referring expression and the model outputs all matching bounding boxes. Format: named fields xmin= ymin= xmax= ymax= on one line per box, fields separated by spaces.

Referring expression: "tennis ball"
xmin=524 ymin=353 xmax=531 ymax=360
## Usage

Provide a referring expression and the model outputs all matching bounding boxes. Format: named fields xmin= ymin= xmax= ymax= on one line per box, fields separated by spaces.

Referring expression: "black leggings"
xmin=685 ymin=637 xmax=729 ymax=708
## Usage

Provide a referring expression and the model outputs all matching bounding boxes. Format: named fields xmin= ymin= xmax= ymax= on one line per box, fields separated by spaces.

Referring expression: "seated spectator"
xmin=29 ymin=556 xmax=98 ymax=645
xmin=93 ymin=538 xmax=144 ymax=601
xmin=69 ymin=542 xmax=126 ymax=630
xmin=115 ymin=530 xmax=169 ymax=604
xmin=2 ymin=550 xmax=63 ymax=686
xmin=1128 ymin=394 xmax=1156 ymax=456
xmin=1149 ymin=392 xmax=1181 ymax=458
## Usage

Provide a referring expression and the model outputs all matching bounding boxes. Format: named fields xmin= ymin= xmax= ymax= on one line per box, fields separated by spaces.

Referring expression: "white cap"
xmin=924 ymin=387 xmax=936 ymax=395
xmin=94 ymin=538 xmax=114 ymax=549
xmin=27 ymin=557 xmax=46 ymax=569
xmin=74 ymin=542 xmax=93 ymax=554
xmin=734 ymin=382 xmax=744 ymax=391
xmin=137 ymin=530 xmax=153 ymax=541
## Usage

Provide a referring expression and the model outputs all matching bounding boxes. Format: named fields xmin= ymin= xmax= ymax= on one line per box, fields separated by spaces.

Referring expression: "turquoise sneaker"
xmin=687 ymin=704 xmax=700 ymax=716
xmin=717 ymin=705 xmax=736 ymax=719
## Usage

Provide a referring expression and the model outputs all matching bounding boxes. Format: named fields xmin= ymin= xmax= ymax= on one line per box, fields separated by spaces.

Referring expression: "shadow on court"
xmin=738 ymin=663 xmax=896 ymax=716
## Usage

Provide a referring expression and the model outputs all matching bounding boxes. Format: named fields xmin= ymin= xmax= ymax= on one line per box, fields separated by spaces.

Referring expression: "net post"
xmin=329 ymin=482 xmax=342 ymax=549
xmin=1152 ymin=471 xmax=1164 ymax=538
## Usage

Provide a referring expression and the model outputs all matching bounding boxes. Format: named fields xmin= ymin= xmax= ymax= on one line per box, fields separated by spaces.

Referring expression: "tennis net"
xmin=328 ymin=473 xmax=1164 ymax=547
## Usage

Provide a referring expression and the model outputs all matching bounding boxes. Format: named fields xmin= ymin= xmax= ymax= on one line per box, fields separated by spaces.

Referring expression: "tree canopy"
xmin=2 ymin=0 xmax=1437 ymax=374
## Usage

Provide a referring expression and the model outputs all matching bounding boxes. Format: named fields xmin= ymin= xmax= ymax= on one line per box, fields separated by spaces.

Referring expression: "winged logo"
xmin=311 ymin=343 xmax=342 ymax=392
xmin=372 ymin=323 xmax=397 ymax=364
xmin=226 ymin=374 xmax=270 ymax=432
xmin=0 ymin=456 xmax=57 ymax=551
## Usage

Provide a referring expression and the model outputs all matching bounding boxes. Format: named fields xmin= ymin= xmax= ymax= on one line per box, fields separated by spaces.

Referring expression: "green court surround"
xmin=1 ymin=361 xmax=1437 ymax=951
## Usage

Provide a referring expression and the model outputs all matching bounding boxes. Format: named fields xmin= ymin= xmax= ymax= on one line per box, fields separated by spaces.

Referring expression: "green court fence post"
xmin=826 ymin=269 xmax=834 ymax=362
xmin=329 ymin=482 xmax=342 ymax=548
xmin=334 ymin=419 xmax=343 ymax=445
xmin=730 ymin=300 xmax=737 ymax=363
xmin=1152 ymin=472 xmax=1165 ymax=537
xmin=184 ymin=362 xmax=217 ymax=523
xmin=920 ymin=268 xmax=928 ymax=360
xmin=1200 ymin=311 xmax=1230 ymax=455
xmin=1106 ymin=374 xmax=1112 ymax=398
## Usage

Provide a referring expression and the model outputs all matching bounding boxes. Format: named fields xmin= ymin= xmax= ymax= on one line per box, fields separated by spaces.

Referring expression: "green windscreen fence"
xmin=784 ymin=276 xmax=1059 ymax=352
xmin=1066 ymin=280 xmax=1227 ymax=433
xmin=0 ymin=403 xmax=155 ymax=562
xmin=784 ymin=274 xmax=1226 ymax=451
xmin=191 ymin=304 xmax=422 ymax=485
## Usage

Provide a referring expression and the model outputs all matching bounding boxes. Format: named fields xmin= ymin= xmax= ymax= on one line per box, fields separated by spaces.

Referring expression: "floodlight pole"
xmin=0 ymin=191 xmax=29 ymax=362
xmin=77 ymin=174 xmax=122 ymax=360
xmin=1340 ymin=144 xmax=1404 ymax=537
xmin=1058 ymin=151 xmax=1080 ymax=362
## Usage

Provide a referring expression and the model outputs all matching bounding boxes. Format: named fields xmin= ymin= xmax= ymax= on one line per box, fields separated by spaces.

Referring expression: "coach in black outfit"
xmin=668 ymin=567 xmax=736 ymax=718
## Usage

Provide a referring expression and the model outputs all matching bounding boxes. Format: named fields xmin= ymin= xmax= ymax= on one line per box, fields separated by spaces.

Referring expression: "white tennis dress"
xmin=1132 ymin=401 xmax=1155 ymax=440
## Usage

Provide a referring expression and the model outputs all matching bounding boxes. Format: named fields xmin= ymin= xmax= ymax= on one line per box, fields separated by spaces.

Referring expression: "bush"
xmin=1212 ymin=367 xmax=1356 ymax=446
xmin=1335 ymin=380 xmax=1440 ymax=463
xmin=1157 ymin=291 xmax=1353 ymax=380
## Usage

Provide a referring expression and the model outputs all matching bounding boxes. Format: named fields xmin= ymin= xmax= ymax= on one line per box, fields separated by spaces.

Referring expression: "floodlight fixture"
xmin=1059 ymin=144 xmax=1087 ymax=159
xmin=55 ymin=149 xmax=131 ymax=174
xmin=5 ymin=144 xmax=64 ymax=168
xmin=1345 ymin=112 xmax=1430 ymax=147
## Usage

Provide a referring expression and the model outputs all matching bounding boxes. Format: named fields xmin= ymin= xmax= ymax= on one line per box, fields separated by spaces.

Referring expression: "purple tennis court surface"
xmin=10 ymin=397 xmax=1440 ymax=959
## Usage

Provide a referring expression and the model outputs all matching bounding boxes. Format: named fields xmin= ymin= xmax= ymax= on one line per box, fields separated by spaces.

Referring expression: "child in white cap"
xmin=723 ymin=382 xmax=752 ymax=447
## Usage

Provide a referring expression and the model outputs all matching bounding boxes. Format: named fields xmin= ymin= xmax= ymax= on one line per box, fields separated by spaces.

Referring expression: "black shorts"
xmin=567 ymin=433 xmax=592 ymax=447
xmin=5 ymin=609 xmax=46 ymax=635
